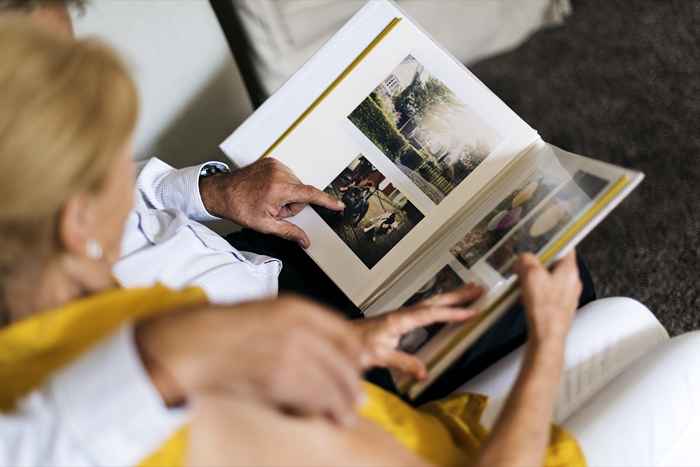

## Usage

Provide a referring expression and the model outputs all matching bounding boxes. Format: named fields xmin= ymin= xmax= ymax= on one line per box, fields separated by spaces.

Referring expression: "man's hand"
xmin=135 ymin=295 xmax=365 ymax=426
xmin=200 ymin=158 xmax=344 ymax=248
xmin=354 ymin=284 xmax=482 ymax=380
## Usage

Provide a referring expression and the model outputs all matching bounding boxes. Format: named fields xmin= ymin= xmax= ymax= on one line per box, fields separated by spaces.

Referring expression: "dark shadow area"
xmin=470 ymin=0 xmax=699 ymax=335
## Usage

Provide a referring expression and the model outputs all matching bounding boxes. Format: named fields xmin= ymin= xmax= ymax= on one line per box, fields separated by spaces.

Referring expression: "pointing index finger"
xmin=286 ymin=184 xmax=345 ymax=211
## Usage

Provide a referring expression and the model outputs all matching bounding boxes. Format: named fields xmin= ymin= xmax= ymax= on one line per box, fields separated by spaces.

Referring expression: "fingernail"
xmin=338 ymin=201 xmax=346 ymax=209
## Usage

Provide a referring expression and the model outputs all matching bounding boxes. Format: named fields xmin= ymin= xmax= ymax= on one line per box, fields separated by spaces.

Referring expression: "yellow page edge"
xmin=400 ymin=174 xmax=631 ymax=394
xmin=260 ymin=17 xmax=402 ymax=159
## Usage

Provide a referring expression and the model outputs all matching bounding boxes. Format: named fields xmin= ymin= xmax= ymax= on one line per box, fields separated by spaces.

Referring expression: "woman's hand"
xmin=135 ymin=295 xmax=365 ymax=426
xmin=473 ymin=251 xmax=582 ymax=467
xmin=355 ymin=284 xmax=483 ymax=380
xmin=514 ymin=250 xmax=582 ymax=345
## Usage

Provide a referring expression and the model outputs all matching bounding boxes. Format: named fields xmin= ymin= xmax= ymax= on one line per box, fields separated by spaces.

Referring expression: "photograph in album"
xmin=398 ymin=264 xmax=467 ymax=354
xmin=348 ymin=54 xmax=499 ymax=204
xmin=404 ymin=264 xmax=465 ymax=307
xmin=487 ymin=171 xmax=610 ymax=276
xmin=312 ymin=155 xmax=424 ymax=269
xmin=450 ymin=171 xmax=563 ymax=269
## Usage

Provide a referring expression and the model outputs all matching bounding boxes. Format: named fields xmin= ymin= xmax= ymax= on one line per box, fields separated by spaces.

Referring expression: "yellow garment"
xmin=0 ymin=286 xmax=585 ymax=467
xmin=361 ymin=383 xmax=586 ymax=467
xmin=0 ymin=285 xmax=207 ymax=412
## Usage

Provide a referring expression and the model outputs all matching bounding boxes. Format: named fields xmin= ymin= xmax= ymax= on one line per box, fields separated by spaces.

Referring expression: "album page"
xmin=380 ymin=142 xmax=643 ymax=398
xmin=221 ymin=0 xmax=539 ymax=306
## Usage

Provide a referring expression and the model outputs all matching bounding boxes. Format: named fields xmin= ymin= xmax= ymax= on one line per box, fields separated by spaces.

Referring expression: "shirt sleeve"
xmin=136 ymin=157 xmax=229 ymax=222
xmin=0 ymin=325 xmax=187 ymax=467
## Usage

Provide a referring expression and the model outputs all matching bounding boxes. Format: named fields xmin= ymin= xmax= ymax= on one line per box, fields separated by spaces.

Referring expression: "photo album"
xmin=220 ymin=0 xmax=643 ymax=399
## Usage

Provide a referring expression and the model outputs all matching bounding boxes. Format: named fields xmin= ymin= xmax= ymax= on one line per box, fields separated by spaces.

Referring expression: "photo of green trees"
xmin=348 ymin=55 xmax=496 ymax=204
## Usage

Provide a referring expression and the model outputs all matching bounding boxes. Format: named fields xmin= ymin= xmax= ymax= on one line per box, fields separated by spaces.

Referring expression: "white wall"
xmin=73 ymin=0 xmax=253 ymax=167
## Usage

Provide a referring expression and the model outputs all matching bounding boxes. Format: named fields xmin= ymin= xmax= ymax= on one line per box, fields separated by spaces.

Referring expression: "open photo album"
xmin=220 ymin=0 xmax=643 ymax=399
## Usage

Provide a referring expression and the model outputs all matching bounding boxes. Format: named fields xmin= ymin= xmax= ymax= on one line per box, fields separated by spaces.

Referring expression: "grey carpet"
xmin=470 ymin=0 xmax=699 ymax=335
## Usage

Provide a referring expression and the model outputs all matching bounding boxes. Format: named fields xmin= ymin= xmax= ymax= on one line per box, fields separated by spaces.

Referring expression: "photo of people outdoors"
xmin=312 ymin=154 xmax=425 ymax=269
xmin=399 ymin=265 xmax=466 ymax=354
xmin=486 ymin=171 xmax=610 ymax=276
xmin=450 ymin=171 xmax=563 ymax=269
xmin=348 ymin=54 xmax=499 ymax=204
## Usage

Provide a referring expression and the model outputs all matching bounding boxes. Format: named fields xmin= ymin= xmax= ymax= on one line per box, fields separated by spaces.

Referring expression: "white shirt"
xmin=114 ymin=158 xmax=282 ymax=304
xmin=0 ymin=159 xmax=282 ymax=466
xmin=0 ymin=325 xmax=185 ymax=467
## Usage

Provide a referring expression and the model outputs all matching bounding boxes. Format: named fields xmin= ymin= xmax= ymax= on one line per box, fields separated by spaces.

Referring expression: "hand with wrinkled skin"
xmin=354 ymin=284 xmax=483 ymax=380
xmin=135 ymin=295 xmax=366 ymax=426
xmin=200 ymin=158 xmax=344 ymax=248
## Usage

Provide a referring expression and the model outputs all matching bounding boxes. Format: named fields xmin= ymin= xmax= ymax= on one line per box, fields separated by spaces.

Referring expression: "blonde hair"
xmin=0 ymin=19 xmax=138 ymax=292
xmin=0 ymin=0 xmax=87 ymax=12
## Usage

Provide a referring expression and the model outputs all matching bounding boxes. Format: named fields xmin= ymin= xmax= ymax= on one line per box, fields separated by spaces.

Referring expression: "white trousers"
xmin=457 ymin=297 xmax=700 ymax=466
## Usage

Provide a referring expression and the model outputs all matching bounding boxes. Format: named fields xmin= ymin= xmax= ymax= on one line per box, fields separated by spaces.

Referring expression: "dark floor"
xmin=470 ymin=0 xmax=699 ymax=336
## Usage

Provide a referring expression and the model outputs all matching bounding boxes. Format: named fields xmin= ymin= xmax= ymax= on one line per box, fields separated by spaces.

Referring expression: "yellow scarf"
xmin=0 ymin=286 xmax=585 ymax=467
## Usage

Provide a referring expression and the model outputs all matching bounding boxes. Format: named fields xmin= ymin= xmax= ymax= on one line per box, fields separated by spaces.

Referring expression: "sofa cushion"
xmin=233 ymin=0 xmax=572 ymax=95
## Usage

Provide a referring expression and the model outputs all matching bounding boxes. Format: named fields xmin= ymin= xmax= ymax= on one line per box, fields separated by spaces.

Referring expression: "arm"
xmin=138 ymin=156 xmax=344 ymax=248
xmin=0 ymin=326 xmax=185 ymax=467
xmin=0 ymin=295 xmax=372 ymax=466
xmin=135 ymin=296 xmax=367 ymax=427
xmin=473 ymin=339 xmax=565 ymax=467
xmin=135 ymin=157 xmax=227 ymax=222
xmin=189 ymin=394 xmax=429 ymax=467
xmin=473 ymin=252 xmax=582 ymax=467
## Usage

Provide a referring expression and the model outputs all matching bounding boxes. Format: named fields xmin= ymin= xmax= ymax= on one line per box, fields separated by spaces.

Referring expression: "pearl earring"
xmin=86 ymin=239 xmax=103 ymax=260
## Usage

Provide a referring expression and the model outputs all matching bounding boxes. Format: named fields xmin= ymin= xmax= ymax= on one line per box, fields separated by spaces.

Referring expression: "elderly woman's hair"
xmin=0 ymin=18 xmax=138 ymax=319
xmin=0 ymin=0 xmax=86 ymax=12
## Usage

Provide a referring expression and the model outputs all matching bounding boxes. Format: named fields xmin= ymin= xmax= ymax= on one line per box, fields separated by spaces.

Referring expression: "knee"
xmin=577 ymin=297 xmax=669 ymax=343
xmin=582 ymin=296 xmax=650 ymax=315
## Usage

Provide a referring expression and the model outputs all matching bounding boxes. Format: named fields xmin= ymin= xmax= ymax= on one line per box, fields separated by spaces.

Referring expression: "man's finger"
xmin=393 ymin=306 xmax=479 ymax=335
xmin=382 ymin=351 xmax=427 ymax=381
xmin=286 ymin=184 xmax=345 ymax=211
xmin=266 ymin=219 xmax=310 ymax=248
xmin=421 ymin=283 xmax=483 ymax=307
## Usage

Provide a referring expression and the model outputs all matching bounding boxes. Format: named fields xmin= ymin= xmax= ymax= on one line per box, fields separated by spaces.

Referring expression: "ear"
xmin=58 ymin=193 xmax=96 ymax=258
